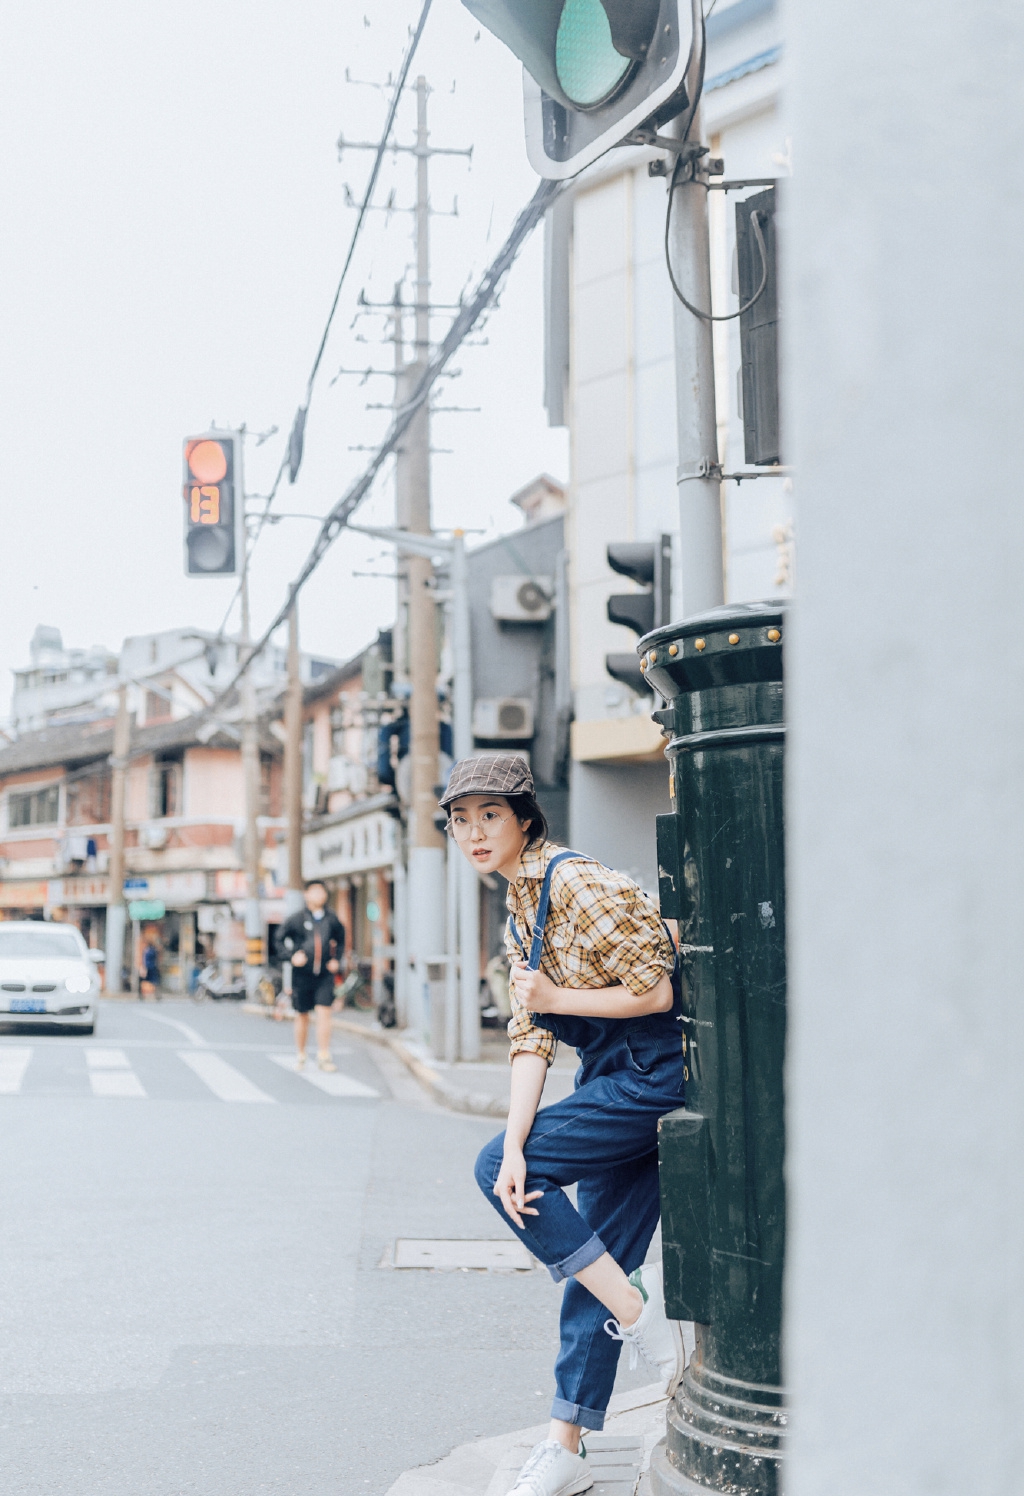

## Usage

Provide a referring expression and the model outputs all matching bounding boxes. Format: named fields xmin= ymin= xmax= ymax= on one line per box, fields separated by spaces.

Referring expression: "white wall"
xmin=784 ymin=1 xmax=1024 ymax=1489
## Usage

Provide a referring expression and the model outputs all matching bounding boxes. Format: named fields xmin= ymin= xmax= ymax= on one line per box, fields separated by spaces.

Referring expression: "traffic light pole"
xmin=239 ymin=507 xmax=264 ymax=1002
xmin=670 ymin=102 xmax=725 ymax=612
xmin=104 ymin=682 xmax=130 ymax=994
xmin=283 ymin=593 xmax=305 ymax=920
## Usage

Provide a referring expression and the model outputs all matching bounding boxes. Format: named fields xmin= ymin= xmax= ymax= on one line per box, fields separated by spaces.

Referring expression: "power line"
xmin=283 ymin=0 xmax=434 ymax=488
xmin=216 ymin=176 xmax=563 ymax=705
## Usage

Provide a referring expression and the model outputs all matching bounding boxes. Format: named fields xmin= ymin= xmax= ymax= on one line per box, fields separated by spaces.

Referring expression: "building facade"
xmin=543 ymin=0 xmax=789 ymax=889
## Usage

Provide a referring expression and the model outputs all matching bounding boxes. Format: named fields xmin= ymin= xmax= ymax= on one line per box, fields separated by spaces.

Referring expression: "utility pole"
xmin=450 ymin=532 xmax=480 ymax=1060
xmin=238 ymin=467 xmax=264 ymax=1002
xmin=401 ymin=75 xmax=445 ymax=1044
xmin=340 ymin=76 xmax=472 ymax=1046
xmin=104 ymin=682 xmax=130 ymax=993
xmin=283 ymin=593 xmax=305 ymax=919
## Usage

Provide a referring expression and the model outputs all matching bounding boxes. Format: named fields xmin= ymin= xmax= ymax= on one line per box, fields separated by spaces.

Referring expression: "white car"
xmin=0 ymin=921 xmax=101 ymax=1033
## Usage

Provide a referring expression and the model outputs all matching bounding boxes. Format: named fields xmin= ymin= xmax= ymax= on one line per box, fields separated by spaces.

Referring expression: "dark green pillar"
xmin=640 ymin=602 xmax=787 ymax=1496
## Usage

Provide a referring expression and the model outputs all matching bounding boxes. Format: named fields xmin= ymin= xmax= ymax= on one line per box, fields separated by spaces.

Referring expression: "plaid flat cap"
xmin=438 ymin=753 xmax=534 ymax=810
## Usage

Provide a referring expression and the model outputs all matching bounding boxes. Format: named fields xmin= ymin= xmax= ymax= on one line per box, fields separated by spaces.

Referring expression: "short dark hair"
xmin=506 ymin=792 xmax=549 ymax=847
xmin=304 ymin=878 xmax=328 ymax=892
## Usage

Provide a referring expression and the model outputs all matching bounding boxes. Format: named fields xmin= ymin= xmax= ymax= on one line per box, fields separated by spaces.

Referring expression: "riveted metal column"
xmin=640 ymin=601 xmax=787 ymax=1496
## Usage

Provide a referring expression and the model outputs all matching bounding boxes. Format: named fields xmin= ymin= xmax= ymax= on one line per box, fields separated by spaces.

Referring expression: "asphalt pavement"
xmin=0 ymin=997 xmax=644 ymax=1496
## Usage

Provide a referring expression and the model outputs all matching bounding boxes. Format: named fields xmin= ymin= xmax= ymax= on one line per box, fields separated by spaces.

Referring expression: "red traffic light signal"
xmin=182 ymin=434 xmax=241 ymax=576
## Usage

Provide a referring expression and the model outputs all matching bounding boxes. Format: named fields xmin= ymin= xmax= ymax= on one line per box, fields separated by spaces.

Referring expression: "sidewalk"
xmin=244 ymin=1003 xmax=578 ymax=1118
xmin=383 ymin=1383 xmax=669 ymax=1496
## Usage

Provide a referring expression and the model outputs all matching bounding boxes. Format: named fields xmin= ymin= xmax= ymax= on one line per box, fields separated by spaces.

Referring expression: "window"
xmin=66 ymin=770 xmax=111 ymax=826
xmin=149 ymin=759 xmax=181 ymax=818
xmin=145 ymin=689 xmax=171 ymax=724
xmin=0 ymin=928 xmax=82 ymax=959
xmin=8 ymin=784 xmax=60 ymax=828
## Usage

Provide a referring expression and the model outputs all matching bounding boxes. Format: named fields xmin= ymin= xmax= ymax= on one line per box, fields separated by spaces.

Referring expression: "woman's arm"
xmin=493 ymin=1051 xmax=548 ymax=1227
xmin=512 ymin=965 xmax=674 ymax=1019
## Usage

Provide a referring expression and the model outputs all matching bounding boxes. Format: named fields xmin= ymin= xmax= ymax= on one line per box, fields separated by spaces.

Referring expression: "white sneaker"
xmin=511 ymin=1439 xmax=593 ymax=1496
xmin=604 ymin=1262 xmax=685 ymax=1396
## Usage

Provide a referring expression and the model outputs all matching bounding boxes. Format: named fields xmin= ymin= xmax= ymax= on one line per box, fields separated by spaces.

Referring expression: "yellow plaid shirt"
xmin=504 ymin=841 xmax=676 ymax=1065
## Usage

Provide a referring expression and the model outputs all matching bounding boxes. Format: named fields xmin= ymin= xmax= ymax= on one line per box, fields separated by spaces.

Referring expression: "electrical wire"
xmin=214 ymin=0 xmax=434 ymax=638
xmin=284 ymin=0 xmax=434 ymax=484
xmin=663 ymin=8 xmax=770 ymax=324
xmin=211 ymin=177 xmax=563 ymax=707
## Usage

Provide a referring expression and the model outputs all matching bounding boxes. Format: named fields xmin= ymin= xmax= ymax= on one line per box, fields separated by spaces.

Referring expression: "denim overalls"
xmin=474 ymin=850 xmax=685 ymax=1431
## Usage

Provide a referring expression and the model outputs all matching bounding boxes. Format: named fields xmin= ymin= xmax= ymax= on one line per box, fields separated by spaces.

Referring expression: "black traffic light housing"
xmin=736 ymin=186 xmax=780 ymax=466
xmin=182 ymin=433 xmax=242 ymax=578
xmin=462 ymin=0 xmax=697 ymax=179
xmin=605 ymin=534 xmax=672 ymax=694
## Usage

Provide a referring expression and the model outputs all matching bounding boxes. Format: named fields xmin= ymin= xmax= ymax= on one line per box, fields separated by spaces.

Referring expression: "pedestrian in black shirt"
xmin=276 ymin=880 xmax=345 ymax=1071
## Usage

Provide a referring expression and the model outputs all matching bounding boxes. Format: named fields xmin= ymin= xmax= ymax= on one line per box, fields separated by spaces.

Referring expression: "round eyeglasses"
xmin=446 ymin=809 xmax=514 ymax=842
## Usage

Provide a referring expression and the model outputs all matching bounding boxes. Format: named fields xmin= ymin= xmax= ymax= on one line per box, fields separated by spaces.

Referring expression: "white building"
xmin=543 ymin=0 xmax=789 ymax=886
xmin=10 ymin=625 xmax=339 ymax=735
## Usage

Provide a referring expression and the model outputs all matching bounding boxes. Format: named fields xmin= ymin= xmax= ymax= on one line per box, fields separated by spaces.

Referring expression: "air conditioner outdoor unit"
xmin=490 ymin=575 xmax=553 ymax=623
xmin=473 ymin=697 xmax=534 ymax=741
xmin=141 ymin=825 xmax=168 ymax=850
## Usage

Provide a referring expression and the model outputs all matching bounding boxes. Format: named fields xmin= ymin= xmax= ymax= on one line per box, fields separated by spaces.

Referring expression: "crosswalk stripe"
xmin=179 ymin=1051 xmax=275 ymax=1103
xmin=267 ymin=1053 xmax=379 ymax=1098
xmin=90 ymin=1070 xmax=147 ymax=1098
xmin=0 ymin=1047 xmax=32 ymax=1095
xmin=85 ymin=1049 xmax=131 ymax=1069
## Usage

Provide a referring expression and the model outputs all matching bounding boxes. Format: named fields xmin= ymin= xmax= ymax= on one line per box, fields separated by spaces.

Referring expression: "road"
xmin=0 ymin=998 xmax=590 ymax=1496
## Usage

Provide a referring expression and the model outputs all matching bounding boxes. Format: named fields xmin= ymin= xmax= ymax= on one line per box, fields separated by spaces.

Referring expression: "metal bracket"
xmin=708 ymin=177 xmax=779 ymax=192
xmin=677 ymin=458 xmax=722 ymax=484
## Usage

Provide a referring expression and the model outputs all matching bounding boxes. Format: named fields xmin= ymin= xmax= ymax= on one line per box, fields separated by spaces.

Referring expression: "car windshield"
xmin=0 ymin=929 xmax=82 ymax=959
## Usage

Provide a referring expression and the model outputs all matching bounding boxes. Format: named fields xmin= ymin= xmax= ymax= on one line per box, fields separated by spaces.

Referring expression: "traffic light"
xmin=605 ymin=534 xmax=672 ymax=694
xmin=461 ymin=0 xmax=695 ymax=179
xmin=737 ymin=187 xmax=780 ymax=466
xmin=182 ymin=433 xmax=241 ymax=577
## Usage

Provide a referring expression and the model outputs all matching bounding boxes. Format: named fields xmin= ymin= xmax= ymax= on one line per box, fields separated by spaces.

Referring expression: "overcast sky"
xmin=0 ymin=0 xmax=568 ymax=709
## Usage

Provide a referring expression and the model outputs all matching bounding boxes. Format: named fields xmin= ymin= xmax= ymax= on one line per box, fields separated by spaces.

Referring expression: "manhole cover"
xmin=393 ymin=1238 xmax=535 ymax=1271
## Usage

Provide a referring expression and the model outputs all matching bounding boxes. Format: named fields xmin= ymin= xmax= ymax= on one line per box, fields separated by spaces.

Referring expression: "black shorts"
xmin=291 ymin=974 xmax=335 ymax=1013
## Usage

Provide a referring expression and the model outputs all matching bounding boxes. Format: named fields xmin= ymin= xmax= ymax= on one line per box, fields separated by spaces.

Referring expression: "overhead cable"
xmin=215 ymin=176 xmax=564 ymax=705
xmin=285 ymin=0 xmax=434 ymax=486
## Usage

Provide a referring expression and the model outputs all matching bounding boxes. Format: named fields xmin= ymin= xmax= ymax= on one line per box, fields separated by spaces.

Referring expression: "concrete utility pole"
xmin=450 ymin=532 xmax=480 ymax=1061
xmin=400 ymin=74 xmax=445 ymax=1043
xmin=282 ymin=594 xmax=305 ymax=919
xmin=104 ymin=682 xmax=130 ymax=993
xmin=670 ymin=4 xmax=726 ymax=614
xmin=238 ymin=502 xmax=264 ymax=1001
xmin=784 ymin=3 xmax=1024 ymax=1492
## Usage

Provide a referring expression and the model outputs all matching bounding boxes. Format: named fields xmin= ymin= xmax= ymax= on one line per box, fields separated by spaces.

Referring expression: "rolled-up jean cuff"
xmin=546 ymin=1231 xmax=606 ymax=1283
xmin=550 ymin=1396 xmax=606 ymax=1431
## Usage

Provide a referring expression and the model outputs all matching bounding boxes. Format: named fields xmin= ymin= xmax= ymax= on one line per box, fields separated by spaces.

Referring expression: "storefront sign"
xmin=128 ymin=899 xmax=166 ymax=921
xmin=303 ymin=809 xmax=396 ymax=881
xmin=55 ymin=871 xmax=208 ymax=908
xmin=0 ymin=881 xmax=50 ymax=910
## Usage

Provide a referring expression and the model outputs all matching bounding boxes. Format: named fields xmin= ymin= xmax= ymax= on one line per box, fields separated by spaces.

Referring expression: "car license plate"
xmin=10 ymin=998 xmax=47 ymax=1013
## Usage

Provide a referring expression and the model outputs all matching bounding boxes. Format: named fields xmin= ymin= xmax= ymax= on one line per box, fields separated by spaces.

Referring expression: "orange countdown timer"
xmin=189 ymin=485 xmax=221 ymax=524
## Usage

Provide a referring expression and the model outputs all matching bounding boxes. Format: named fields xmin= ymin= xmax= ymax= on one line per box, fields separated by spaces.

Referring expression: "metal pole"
xmin=404 ymin=74 xmax=445 ymax=1048
xmin=104 ymin=682 xmax=130 ymax=994
xmin=283 ymin=594 xmax=305 ymax=919
xmin=451 ymin=532 xmax=480 ymax=1061
xmin=239 ymin=470 xmax=264 ymax=1001
xmin=670 ymin=95 xmax=725 ymax=614
xmin=130 ymin=918 xmax=140 ymax=999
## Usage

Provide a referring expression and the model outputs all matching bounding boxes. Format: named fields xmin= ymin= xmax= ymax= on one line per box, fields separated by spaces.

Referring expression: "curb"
xmin=239 ymin=1002 xmax=510 ymax=1119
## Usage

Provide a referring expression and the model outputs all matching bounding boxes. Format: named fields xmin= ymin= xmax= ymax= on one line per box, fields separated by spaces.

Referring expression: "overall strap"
xmin=527 ymin=850 xmax=583 ymax=971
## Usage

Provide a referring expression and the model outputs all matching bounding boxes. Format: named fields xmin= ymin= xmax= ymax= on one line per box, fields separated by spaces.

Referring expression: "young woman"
xmin=441 ymin=753 xmax=687 ymax=1496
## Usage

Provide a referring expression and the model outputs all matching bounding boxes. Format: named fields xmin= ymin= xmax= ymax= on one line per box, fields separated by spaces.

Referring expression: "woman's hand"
xmin=512 ymin=963 xmax=562 ymax=1014
xmin=494 ymin=1144 xmax=543 ymax=1228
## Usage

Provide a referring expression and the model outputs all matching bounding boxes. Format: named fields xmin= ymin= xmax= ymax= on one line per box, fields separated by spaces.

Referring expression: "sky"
xmin=0 ymin=0 xmax=568 ymax=712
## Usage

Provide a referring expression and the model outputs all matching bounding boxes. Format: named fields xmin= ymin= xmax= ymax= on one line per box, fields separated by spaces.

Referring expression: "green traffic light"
xmin=555 ymin=0 xmax=632 ymax=108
